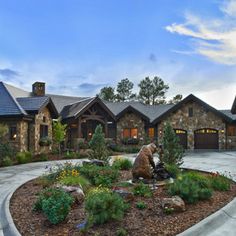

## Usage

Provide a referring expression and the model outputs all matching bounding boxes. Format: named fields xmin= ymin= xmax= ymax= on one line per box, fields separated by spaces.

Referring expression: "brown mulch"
xmin=10 ymin=171 xmax=236 ymax=236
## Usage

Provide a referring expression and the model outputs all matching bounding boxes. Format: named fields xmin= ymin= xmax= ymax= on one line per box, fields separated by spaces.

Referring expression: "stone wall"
xmin=116 ymin=112 xmax=145 ymax=143
xmin=158 ymin=101 xmax=226 ymax=150
xmin=30 ymin=107 xmax=53 ymax=154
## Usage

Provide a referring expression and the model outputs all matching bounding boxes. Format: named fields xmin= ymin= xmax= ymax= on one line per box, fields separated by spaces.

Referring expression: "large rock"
xmin=56 ymin=184 xmax=85 ymax=205
xmin=82 ymin=159 xmax=105 ymax=166
xmin=162 ymin=196 xmax=185 ymax=212
xmin=113 ymin=187 xmax=134 ymax=202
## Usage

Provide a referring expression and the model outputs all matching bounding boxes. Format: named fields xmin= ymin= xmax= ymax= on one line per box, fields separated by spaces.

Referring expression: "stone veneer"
xmin=30 ymin=107 xmax=53 ymax=154
xmin=116 ymin=112 xmax=145 ymax=143
xmin=158 ymin=101 xmax=227 ymax=150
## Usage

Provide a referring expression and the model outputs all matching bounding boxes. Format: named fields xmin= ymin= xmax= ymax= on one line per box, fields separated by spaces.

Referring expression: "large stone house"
xmin=1 ymin=81 xmax=236 ymax=153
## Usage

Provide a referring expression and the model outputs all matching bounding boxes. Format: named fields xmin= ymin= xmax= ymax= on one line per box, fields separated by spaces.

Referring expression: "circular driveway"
xmin=0 ymin=151 xmax=236 ymax=236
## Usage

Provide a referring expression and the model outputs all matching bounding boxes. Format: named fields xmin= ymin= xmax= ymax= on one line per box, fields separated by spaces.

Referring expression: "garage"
xmin=194 ymin=128 xmax=219 ymax=149
xmin=175 ymin=129 xmax=187 ymax=149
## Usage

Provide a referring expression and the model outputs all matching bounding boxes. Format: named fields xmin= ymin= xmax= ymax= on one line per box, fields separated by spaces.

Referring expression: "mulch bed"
xmin=10 ymin=171 xmax=236 ymax=236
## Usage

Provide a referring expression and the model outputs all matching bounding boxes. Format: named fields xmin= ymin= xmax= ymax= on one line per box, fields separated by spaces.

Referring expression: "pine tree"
xmin=162 ymin=122 xmax=184 ymax=166
xmin=89 ymin=124 xmax=109 ymax=162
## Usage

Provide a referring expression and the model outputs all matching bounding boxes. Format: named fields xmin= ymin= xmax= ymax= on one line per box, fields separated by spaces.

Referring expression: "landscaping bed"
xmin=10 ymin=162 xmax=236 ymax=236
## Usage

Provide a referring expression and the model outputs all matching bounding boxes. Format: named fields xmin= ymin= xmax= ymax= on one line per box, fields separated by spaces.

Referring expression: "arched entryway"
xmin=194 ymin=128 xmax=219 ymax=149
xmin=174 ymin=129 xmax=187 ymax=149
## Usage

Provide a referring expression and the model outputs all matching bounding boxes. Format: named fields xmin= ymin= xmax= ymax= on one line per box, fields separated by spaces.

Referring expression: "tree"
xmin=116 ymin=78 xmax=136 ymax=102
xmin=53 ymin=119 xmax=67 ymax=156
xmin=138 ymin=77 xmax=153 ymax=104
xmin=0 ymin=124 xmax=8 ymax=140
xmin=152 ymin=76 xmax=169 ymax=105
xmin=98 ymin=86 xmax=115 ymax=102
xmin=162 ymin=122 xmax=184 ymax=166
xmin=168 ymin=94 xmax=183 ymax=104
xmin=89 ymin=124 xmax=109 ymax=163
xmin=138 ymin=76 xmax=169 ymax=105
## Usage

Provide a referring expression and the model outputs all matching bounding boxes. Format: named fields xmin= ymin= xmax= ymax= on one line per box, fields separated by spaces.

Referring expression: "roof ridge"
xmin=1 ymin=82 xmax=27 ymax=115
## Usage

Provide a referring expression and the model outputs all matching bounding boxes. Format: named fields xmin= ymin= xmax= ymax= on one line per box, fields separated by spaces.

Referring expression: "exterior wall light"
xmin=221 ymin=129 xmax=225 ymax=133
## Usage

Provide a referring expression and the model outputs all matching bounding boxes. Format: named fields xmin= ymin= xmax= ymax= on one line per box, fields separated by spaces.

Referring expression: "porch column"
xmin=104 ymin=118 xmax=108 ymax=138
xmin=78 ymin=117 xmax=82 ymax=138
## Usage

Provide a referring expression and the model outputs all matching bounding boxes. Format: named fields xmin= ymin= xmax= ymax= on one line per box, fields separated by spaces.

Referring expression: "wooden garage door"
xmin=194 ymin=128 xmax=219 ymax=149
xmin=175 ymin=129 xmax=187 ymax=149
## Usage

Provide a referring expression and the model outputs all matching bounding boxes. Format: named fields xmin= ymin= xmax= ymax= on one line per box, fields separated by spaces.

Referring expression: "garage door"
xmin=175 ymin=129 xmax=187 ymax=149
xmin=194 ymin=128 xmax=219 ymax=149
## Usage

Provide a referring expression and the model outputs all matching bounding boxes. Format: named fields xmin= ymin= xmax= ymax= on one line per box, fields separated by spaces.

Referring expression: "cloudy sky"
xmin=0 ymin=0 xmax=236 ymax=109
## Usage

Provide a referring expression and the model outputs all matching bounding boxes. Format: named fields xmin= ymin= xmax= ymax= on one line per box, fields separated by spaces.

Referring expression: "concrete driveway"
xmin=0 ymin=151 xmax=236 ymax=236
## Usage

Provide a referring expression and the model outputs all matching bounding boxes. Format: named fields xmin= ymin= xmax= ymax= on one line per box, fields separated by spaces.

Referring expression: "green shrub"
xmin=116 ymin=228 xmax=128 ymax=236
xmin=165 ymin=163 xmax=181 ymax=178
xmin=36 ymin=176 xmax=53 ymax=188
xmin=133 ymin=182 xmax=152 ymax=197
xmin=0 ymin=143 xmax=15 ymax=161
xmin=183 ymin=171 xmax=210 ymax=188
xmin=1 ymin=156 xmax=13 ymax=166
xmin=16 ymin=151 xmax=32 ymax=164
xmin=209 ymin=173 xmax=231 ymax=191
xmin=79 ymin=165 xmax=119 ymax=187
xmin=59 ymin=175 xmax=91 ymax=192
xmin=39 ymin=137 xmax=52 ymax=146
xmin=33 ymin=188 xmax=74 ymax=224
xmin=168 ymin=174 xmax=212 ymax=204
xmin=64 ymin=151 xmax=77 ymax=159
xmin=112 ymin=158 xmax=133 ymax=170
xmin=37 ymin=153 xmax=49 ymax=161
xmin=136 ymin=201 xmax=147 ymax=209
xmin=85 ymin=187 xmax=128 ymax=225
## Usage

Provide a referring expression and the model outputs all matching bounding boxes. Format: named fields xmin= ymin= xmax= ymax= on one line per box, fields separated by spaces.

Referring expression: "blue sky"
xmin=0 ymin=0 xmax=236 ymax=109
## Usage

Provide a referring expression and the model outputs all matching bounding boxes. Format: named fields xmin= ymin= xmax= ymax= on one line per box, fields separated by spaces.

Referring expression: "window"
xmin=148 ymin=128 xmax=155 ymax=138
xmin=43 ymin=116 xmax=46 ymax=123
xmin=188 ymin=107 xmax=193 ymax=117
xmin=40 ymin=125 xmax=48 ymax=138
xmin=9 ymin=126 xmax=17 ymax=140
xmin=123 ymin=128 xmax=138 ymax=138
xmin=175 ymin=129 xmax=187 ymax=134
xmin=227 ymin=125 xmax=236 ymax=136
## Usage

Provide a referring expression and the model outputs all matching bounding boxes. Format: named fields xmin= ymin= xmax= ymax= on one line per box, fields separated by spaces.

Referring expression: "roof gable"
xmin=231 ymin=96 xmax=236 ymax=114
xmin=152 ymin=94 xmax=233 ymax=124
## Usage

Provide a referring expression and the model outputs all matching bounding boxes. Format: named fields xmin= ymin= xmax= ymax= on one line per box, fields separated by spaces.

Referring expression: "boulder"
xmin=162 ymin=196 xmax=185 ymax=212
xmin=113 ymin=187 xmax=134 ymax=202
xmin=82 ymin=159 xmax=105 ymax=166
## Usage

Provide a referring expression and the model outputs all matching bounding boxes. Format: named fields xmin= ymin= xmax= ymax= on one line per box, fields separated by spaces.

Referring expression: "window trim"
xmin=9 ymin=125 xmax=17 ymax=140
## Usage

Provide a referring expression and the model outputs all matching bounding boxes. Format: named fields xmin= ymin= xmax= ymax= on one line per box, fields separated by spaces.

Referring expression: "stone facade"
xmin=116 ymin=112 xmax=146 ymax=143
xmin=30 ymin=107 xmax=53 ymax=154
xmin=158 ymin=101 xmax=227 ymax=150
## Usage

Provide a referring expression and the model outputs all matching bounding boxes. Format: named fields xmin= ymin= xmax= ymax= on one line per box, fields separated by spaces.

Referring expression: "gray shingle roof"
xmin=104 ymin=101 xmax=174 ymax=122
xmin=0 ymin=82 xmax=27 ymax=116
xmin=219 ymin=110 xmax=236 ymax=120
xmin=17 ymin=96 xmax=50 ymax=112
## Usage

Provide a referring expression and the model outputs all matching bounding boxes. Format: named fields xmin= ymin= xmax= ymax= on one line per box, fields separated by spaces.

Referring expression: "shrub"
xmin=89 ymin=125 xmax=109 ymax=162
xmin=168 ymin=174 xmax=212 ymax=204
xmin=1 ymin=156 xmax=13 ymax=166
xmin=39 ymin=137 xmax=52 ymax=146
xmin=16 ymin=151 xmax=32 ymax=164
xmin=79 ymin=165 xmax=119 ymax=187
xmin=116 ymin=228 xmax=128 ymax=236
xmin=85 ymin=187 xmax=128 ymax=225
xmin=183 ymin=171 xmax=210 ymax=188
xmin=37 ymin=153 xmax=49 ymax=162
xmin=33 ymin=188 xmax=74 ymax=224
xmin=162 ymin=122 xmax=184 ymax=166
xmin=0 ymin=143 xmax=15 ymax=161
xmin=209 ymin=173 xmax=231 ymax=191
xmin=136 ymin=201 xmax=147 ymax=210
xmin=65 ymin=151 xmax=77 ymax=159
xmin=165 ymin=163 xmax=181 ymax=178
xmin=35 ymin=176 xmax=53 ymax=188
xmin=112 ymin=158 xmax=133 ymax=170
xmin=133 ymin=182 xmax=152 ymax=197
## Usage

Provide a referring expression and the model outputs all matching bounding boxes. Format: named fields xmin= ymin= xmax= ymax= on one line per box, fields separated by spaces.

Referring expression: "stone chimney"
xmin=32 ymin=82 xmax=45 ymax=96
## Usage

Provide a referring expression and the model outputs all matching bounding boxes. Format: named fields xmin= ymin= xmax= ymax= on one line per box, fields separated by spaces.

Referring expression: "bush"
xmin=121 ymin=138 xmax=139 ymax=145
xmin=85 ymin=187 xmax=128 ymax=225
xmin=39 ymin=137 xmax=52 ymax=146
xmin=79 ymin=165 xmax=119 ymax=187
xmin=116 ymin=228 xmax=128 ymax=236
xmin=168 ymin=174 xmax=212 ymax=204
xmin=0 ymin=143 xmax=15 ymax=161
xmin=33 ymin=188 xmax=74 ymax=224
xmin=162 ymin=122 xmax=184 ymax=166
xmin=112 ymin=158 xmax=133 ymax=170
xmin=183 ymin=171 xmax=210 ymax=188
xmin=133 ymin=182 xmax=152 ymax=197
xmin=165 ymin=163 xmax=181 ymax=178
xmin=1 ymin=156 xmax=13 ymax=166
xmin=136 ymin=201 xmax=147 ymax=210
xmin=209 ymin=173 xmax=231 ymax=191
xmin=16 ymin=151 xmax=32 ymax=164
xmin=36 ymin=153 xmax=49 ymax=162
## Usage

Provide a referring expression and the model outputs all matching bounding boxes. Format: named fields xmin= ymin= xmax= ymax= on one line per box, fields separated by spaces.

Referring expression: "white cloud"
xmin=166 ymin=1 xmax=236 ymax=65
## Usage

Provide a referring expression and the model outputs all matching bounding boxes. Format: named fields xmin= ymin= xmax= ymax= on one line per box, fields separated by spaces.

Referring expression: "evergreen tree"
xmin=168 ymin=94 xmax=183 ymax=104
xmin=53 ymin=119 xmax=67 ymax=156
xmin=98 ymin=86 xmax=115 ymax=102
xmin=162 ymin=122 xmax=184 ymax=166
xmin=138 ymin=77 xmax=153 ymax=104
xmin=116 ymin=78 xmax=136 ymax=102
xmin=89 ymin=124 xmax=109 ymax=162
